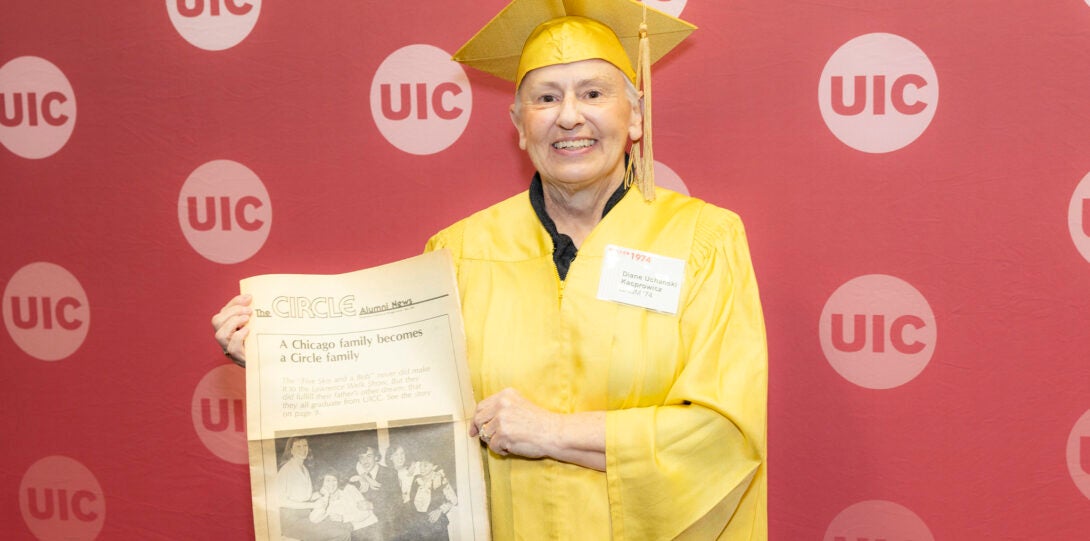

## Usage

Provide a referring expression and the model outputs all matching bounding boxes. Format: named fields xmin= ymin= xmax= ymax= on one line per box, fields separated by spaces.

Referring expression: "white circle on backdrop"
xmin=0 ymin=56 xmax=76 ymax=159
xmin=192 ymin=364 xmax=248 ymax=464
xmin=653 ymin=160 xmax=690 ymax=196
xmin=641 ymin=0 xmax=688 ymax=18
xmin=1066 ymin=409 xmax=1090 ymax=501
xmin=818 ymin=33 xmax=939 ymax=153
xmin=177 ymin=159 xmax=272 ymax=264
xmin=166 ymin=0 xmax=262 ymax=51
xmin=2 ymin=262 xmax=90 ymax=361
xmin=819 ymin=274 xmax=937 ymax=389
xmin=370 ymin=44 xmax=472 ymax=155
xmin=1067 ymin=171 xmax=1090 ymax=264
xmin=19 ymin=456 xmax=105 ymax=541
xmin=824 ymin=500 xmax=934 ymax=541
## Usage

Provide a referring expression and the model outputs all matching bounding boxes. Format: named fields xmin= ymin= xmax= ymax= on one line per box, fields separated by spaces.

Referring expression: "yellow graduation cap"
xmin=453 ymin=0 xmax=697 ymax=201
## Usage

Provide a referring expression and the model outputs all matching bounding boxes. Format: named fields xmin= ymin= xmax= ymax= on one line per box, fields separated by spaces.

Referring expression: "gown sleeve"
xmin=605 ymin=208 xmax=768 ymax=541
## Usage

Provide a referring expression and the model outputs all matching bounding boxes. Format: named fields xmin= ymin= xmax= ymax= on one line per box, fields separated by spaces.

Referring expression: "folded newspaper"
xmin=241 ymin=250 xmax=490 ymax=541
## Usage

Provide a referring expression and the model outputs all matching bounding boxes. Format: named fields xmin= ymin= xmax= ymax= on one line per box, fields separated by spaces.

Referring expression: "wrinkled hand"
xmin=470 ymin=388 xmax=559 ymax=458
xmin=211 ymin=294 xmax=252 ymax=366
xmin=428 ymin=509 xmax=443 ymax=523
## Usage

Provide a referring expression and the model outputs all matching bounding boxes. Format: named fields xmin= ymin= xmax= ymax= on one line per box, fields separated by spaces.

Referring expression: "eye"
xmin=586 ymin=90 xmax=603 ymax=99
xmin=537 ymin=94 xmax=558 ymax=103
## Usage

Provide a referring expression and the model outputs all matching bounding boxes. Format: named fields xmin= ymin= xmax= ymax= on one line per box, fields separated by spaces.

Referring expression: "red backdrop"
xmin=3 ymin=1 xmax=1090 ymax=539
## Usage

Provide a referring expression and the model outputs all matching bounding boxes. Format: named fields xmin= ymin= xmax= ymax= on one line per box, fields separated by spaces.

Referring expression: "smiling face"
xmin=511 ymin=59 xmax=642 ymax=193
xmin=320 ymin=474 xmax=338 ymax=496
xmin=357 ymin=448 xmax=377 ymax=470
xmin=419 ymin=460 xmax=436 ymax=476
xmin=390 ymin=446 xmax=406 ymax=468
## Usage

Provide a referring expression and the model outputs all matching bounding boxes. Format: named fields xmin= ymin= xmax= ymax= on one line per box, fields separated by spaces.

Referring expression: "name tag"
xmin=596 ymin=244 xmax=685 ymax=315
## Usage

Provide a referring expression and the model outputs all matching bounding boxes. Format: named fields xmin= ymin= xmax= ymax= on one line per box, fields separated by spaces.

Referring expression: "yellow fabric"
xmin=425 ymin=187 xmax=767 ymax=540
xmin=517 ymin=16 xmax=635 ymax=87
xmin=452 ymin=0 xmax=695 ymax=86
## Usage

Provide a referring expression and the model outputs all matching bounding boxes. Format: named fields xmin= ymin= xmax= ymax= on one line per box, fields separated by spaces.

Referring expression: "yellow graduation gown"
xmin=426 ymin=186 xmax=767 ymax=540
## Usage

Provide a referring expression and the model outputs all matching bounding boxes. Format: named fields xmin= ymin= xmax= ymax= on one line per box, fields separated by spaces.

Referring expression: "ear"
xmin=628 ymin=91 xmax=644 ymax=142
xmin=510 ymin=102 xmax=528 ymax=150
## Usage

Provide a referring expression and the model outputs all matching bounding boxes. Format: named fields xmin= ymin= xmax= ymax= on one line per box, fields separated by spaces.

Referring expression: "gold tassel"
xmin=623 ymin=7 xmax=656 ymax=201
xmin=636 ymin=8 xmax=655 ymax=201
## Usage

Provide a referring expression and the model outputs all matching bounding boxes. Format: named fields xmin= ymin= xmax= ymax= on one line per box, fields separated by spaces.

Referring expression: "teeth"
xmin=553 ymin=139 xmax=595 ymax=150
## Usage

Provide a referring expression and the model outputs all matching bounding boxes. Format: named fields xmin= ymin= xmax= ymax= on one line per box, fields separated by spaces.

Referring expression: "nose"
xmin=556 ymin=94 xmax=584 ymax=130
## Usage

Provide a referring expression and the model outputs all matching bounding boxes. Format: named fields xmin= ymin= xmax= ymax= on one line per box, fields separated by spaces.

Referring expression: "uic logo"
xmin=824 ymin=500 xmax=933 ymax=541
xmin=819 ymin=274 xmax=936 ymax=389
xmin=1067 ymin=171 xmax=1090 ymax=265
xmin=829 ymin=74 xmax=928 ymax=116
xmin=1067 ymin=409 xmax=1090 ymax=501
xmin=202 ymin=397 xmax=245 ymax=430
xmin=25 ymin=489 xmax=98 ymax=522
xmin=370 ymin=44 xmax=472 ymax=155
xmin=166 ymin=0 xmax=261 ymax=51
xmin=818 ymin=33 xmax=938 ymax=153
xmin=174 ymin=0 xmax=253 ymax=16
xmin=192 ymin=364 xmax=248 ymax=463
xmin=0 ymin=56 xmax=76 ymax=159
xmin=379 ymin=82 xmax=464 ymax=121
xmin=829 ymin=314 xmax=926 ymax=354
xmin=187 ymin=195 xmax=265 ymax=232
xmin=3 ymin=262 xmax=90 ymax=361
xmin=19 ymin=456 xmax=105 ymax=541
xmin=177 ymin=159 xmax=272 ymax=264
xmin=1 ymin=91 xmax=69 ymax=126
xmin=9 ymin=296 xmax=83 ymax=331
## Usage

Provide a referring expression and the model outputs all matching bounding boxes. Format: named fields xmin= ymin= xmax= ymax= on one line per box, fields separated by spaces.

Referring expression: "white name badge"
xmin=597 ymin=244 xmax=685 ymax=315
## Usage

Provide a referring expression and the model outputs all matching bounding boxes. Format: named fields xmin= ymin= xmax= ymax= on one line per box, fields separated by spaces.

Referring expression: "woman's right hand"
xmin=212 ymin=293 xmax=252 ymax=366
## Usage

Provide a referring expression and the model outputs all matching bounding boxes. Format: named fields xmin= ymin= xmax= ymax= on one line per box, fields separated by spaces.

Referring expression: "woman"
xmin=387 ymin=444 xmax=419 ymax=504
xmin=275 ymin=437 xmax=351 ymax=541
xmin=308 ymin=470 xmax=381 ymax=541
xmin=405 ymin=460 xmax=458 ymax=541
xmin=214 ymin=1 xmax=766 ymax=539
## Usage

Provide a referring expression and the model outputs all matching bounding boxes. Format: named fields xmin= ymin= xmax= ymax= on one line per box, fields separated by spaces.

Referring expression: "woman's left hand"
xmin=470 ymin=388 xmax=558 ymax=458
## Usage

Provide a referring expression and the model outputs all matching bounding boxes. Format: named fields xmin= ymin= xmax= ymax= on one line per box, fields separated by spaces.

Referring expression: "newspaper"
xmin=241 ymin=250 xmax=490 ymax=541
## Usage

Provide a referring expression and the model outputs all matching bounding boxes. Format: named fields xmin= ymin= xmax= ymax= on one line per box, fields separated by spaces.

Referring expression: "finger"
xmin=471 ymin=403 xmax=498 ymax=437
xmin=472 ymin=418 xmax=491 ymax=439
xmin=475 ymin=420 xmax=495 ymax=443
xmin=211 ymin=295 xmax=252 ymax=330
xmin=214 ymin=312 xmax=250 ymax=349
xmin=223 ymin=293 xmax=252 ymax=311
xmin=488 ymin=436 xmax=509 ymax=457
xmin=226 ymin=325 xmax=250 ymax=358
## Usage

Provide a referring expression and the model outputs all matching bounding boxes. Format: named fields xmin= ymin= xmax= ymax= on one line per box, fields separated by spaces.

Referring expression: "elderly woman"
xmin=214 ymin=1 xmax=766 ymax=539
